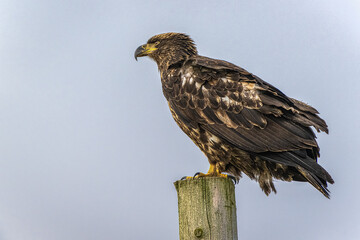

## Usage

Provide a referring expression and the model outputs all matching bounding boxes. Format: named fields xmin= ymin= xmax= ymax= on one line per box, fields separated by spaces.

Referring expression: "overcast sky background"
xmin=0 ymin=0 xmax=359 ymax=239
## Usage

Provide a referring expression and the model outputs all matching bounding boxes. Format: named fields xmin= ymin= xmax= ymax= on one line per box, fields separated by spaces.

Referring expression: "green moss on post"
xmin=174 ymin=177 xmax=238 ymax=240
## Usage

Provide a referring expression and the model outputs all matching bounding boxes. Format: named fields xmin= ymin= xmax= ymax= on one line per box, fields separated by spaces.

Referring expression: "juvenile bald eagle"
xmin=135 ymin=32 xmax=334 ymax=198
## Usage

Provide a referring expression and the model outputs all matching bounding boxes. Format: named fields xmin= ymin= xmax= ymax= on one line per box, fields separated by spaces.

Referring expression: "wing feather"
xmin=166 ymin=55 xmax=330 ymax=180
xmin=162 ymin=54 xmax=332 ymax=197
xmin=168 ymin=56 xmax=327 ymax=152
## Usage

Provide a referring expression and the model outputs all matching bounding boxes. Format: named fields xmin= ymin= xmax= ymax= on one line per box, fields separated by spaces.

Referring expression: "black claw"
xmin=181 ymin=176 xmax=188 ymax=180
xmin=193 ymin=172 xmax=201 ymax=177
xmin=228 ymin=175 xmax=238 ymax=184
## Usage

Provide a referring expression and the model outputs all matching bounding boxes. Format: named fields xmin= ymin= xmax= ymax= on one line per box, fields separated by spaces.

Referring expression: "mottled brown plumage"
xmin=135 ymin=32 xmax=334 ymax=198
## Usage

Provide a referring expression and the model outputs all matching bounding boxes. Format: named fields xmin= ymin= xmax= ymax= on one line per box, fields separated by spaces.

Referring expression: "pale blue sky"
xmin=0 ymin=0 xmax=359 ymax=239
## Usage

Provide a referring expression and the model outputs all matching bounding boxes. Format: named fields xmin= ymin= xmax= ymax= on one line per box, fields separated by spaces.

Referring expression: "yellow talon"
xmin=182 ymin=164 xmax=230 ymax=180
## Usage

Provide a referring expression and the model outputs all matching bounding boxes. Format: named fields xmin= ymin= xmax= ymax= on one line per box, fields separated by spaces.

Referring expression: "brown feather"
xmin=137 ymin=32 xmax=334 ymax=198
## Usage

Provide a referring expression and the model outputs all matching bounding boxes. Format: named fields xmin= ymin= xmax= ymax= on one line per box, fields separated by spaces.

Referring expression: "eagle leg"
xmin=182 ymin=164 xmax=237 ymax=183
xmin=196 ymin=164 xmax=228 ymax=178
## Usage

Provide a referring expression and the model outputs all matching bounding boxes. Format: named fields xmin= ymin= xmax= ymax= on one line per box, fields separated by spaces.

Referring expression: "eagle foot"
xmin=180 ymin=172 xmax=237 ymax=184
xmin=180 ymin=164 xmax=237 ymax=183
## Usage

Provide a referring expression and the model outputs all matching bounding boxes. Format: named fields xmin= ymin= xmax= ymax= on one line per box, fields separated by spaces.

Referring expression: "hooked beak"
xmin=134 ymin=43 xmax=158 ymax=61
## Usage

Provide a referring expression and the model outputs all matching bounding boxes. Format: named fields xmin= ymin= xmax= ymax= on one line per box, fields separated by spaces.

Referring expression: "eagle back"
xmin=161 ymin=56 xmax=266 ymax=128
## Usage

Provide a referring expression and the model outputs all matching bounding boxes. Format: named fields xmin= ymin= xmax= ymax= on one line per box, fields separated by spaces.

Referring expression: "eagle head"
xmin=134 ymin=32 xmax=198 ymax=67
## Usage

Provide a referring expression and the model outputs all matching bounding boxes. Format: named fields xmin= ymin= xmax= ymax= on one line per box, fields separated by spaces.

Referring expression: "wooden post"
xmin=174 ymin=177 xmax=238 ymax=240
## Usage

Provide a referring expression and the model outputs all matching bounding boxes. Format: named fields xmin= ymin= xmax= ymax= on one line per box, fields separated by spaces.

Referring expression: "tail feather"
xmin=259 ymin=150 xmax=334 ymax=198
xmin=296 ymin=166 xmax=331 ymax=199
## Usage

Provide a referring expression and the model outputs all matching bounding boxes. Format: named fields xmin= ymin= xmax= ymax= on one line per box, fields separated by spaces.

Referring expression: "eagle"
xmin=134 ymin=32 xmax=334 ymax=198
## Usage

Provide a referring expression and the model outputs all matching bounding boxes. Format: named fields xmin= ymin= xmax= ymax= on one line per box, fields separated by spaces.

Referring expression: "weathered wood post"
xmin=174 ymin=177 xmax=238 ymax=240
